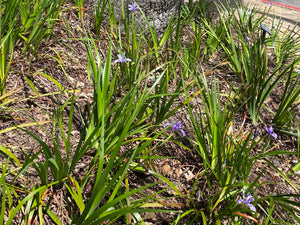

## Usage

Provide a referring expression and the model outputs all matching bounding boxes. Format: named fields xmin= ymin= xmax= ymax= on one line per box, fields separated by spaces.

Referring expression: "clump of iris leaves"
xmin=0 ymin=0 xmax=300 ymax=224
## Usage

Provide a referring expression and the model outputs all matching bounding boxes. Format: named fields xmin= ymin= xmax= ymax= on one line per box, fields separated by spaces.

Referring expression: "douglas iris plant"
xmin=237 ymin=191 xmax=256 ymax=213
xmin=114 ymin=54 xmax=132 ymax=64
xmin=128 ymin=2 xmax=140 ymax=12
xmin=264 ymin=126 xmax=278 ymax=139
xmin=164 ymin=121 xmax=186 ymax=137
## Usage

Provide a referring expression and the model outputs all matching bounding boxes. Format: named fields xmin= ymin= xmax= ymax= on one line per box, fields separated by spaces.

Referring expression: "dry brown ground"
xmin=1 ymin=1 xmax=299 ymax=224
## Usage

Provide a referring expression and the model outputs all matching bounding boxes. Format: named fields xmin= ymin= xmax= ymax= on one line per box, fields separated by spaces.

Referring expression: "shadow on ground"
xmin=200 ymin=0 xmax=300 ymax=29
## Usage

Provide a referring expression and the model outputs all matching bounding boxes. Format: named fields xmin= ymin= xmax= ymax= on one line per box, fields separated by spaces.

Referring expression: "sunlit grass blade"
xmin=263 ymin=158 xmax=298 ymax=192
xmin=5 ymin=181 xmax=60 ymax=224
xmin=272 ymin=69 xmax=300 ymax=128
xmin=66 ymin=177 xmax=85 ymax=214
xmin=0 ymin=120 xmax=52 ymax=135
xmin=0 ymin=158 xmax=10 ymax=225
xmin=0 ymin=145 xmax=21 ymax=167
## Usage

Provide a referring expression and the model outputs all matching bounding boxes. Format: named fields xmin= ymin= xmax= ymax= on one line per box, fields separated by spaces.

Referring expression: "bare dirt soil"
xmin=1 ymin=1 xmax=299 ymax=224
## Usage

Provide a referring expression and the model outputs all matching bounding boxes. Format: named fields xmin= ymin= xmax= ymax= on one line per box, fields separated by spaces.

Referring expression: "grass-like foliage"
xmin=0 ymin=0 xmax=62 ymax=97
xmin=0 ymin=0 xmax=299 ymax=224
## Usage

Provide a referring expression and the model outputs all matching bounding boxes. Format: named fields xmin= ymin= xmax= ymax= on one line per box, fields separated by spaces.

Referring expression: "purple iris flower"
xmin=253 ymin=127 xmax=258 ymax=139
xmin=269 ymin=1 xmax=273 ymax=6
xmin=237 ymin=191 xmax=256 ymax=213
xmin=164 ymin=121 xmax=186 ymax=137
xmin=128 ymin=2 xmax=140 ymax=11
xmin=245 ymin=36 xmax=250 ymax=42
xmin=114 ymin=54 xmax=131 ymax=64
xmin=264 ymin=126 xmax=278 ymax=139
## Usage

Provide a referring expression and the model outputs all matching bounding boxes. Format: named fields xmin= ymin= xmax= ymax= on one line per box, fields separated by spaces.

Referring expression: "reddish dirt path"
xmin=262 ymin=0 xmax=300 ymax=11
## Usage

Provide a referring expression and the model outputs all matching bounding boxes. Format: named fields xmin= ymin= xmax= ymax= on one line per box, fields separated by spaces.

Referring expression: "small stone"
xmin=162 ymin=164 xmax=171 ymax=175
xmin=184 ymin=170 xmax=195 ymax=182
